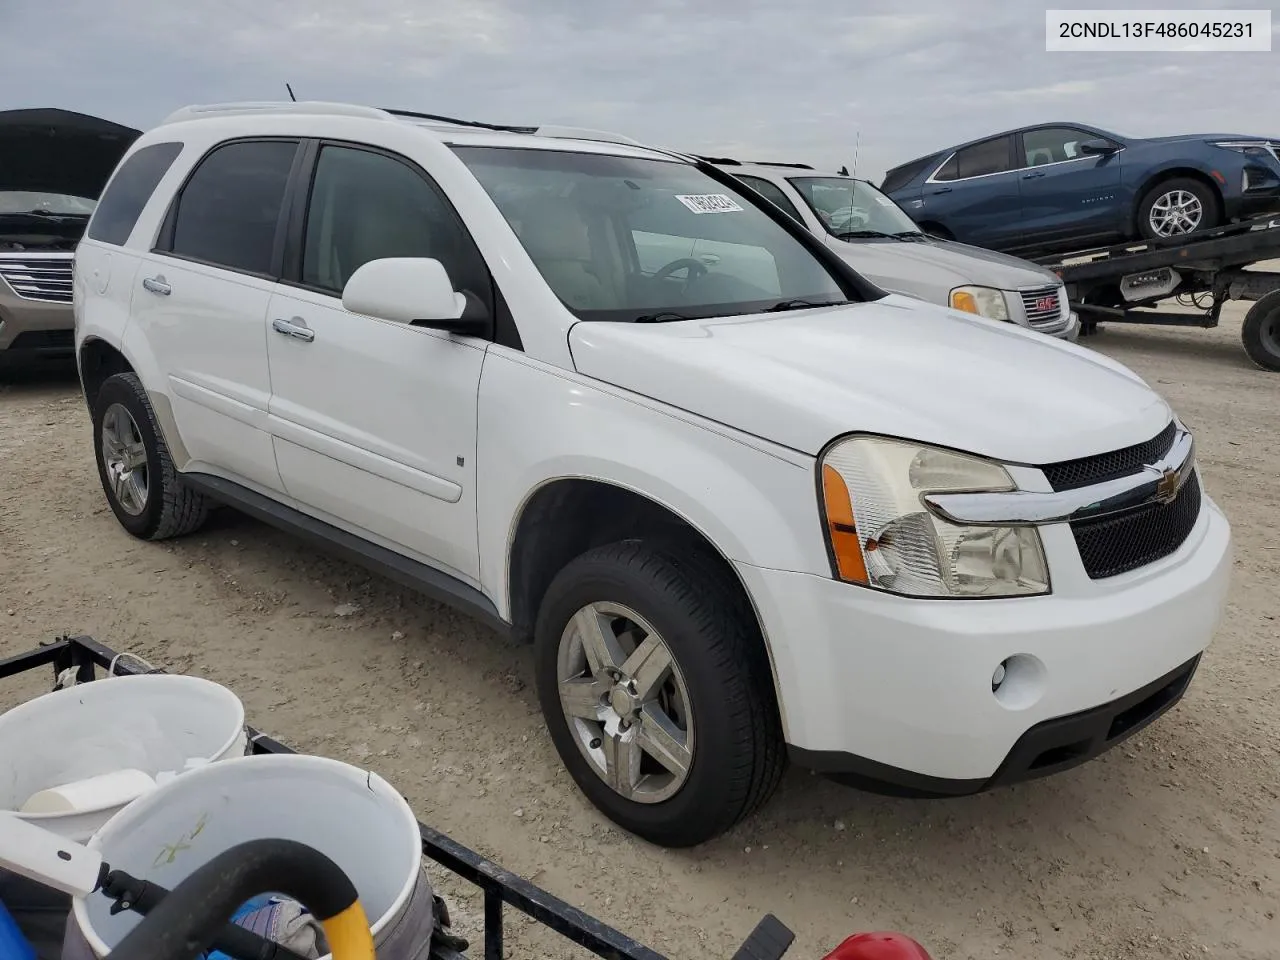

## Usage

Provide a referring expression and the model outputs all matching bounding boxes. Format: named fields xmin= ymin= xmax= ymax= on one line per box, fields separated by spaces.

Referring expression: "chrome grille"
xmin=1019 ymin=286 xmax=1065 ymax=329
xmin=0 ymin=253 xmax=74 ymax=304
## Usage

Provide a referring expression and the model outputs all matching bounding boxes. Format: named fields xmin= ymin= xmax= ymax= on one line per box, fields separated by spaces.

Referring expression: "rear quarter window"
xmin=85 ymin=141 xmax=184 ymax=246
xmin=881 ymin=158 xmax=933 ymax=194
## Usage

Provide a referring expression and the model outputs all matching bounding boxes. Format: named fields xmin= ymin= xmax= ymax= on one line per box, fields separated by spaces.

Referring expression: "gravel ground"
xmin=2 ymin=299 xmax=1277 ymax=960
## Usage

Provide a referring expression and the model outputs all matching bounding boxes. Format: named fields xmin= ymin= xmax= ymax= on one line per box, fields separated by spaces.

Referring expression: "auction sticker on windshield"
xmin=675 ymin=194 xmax=744 ymax=214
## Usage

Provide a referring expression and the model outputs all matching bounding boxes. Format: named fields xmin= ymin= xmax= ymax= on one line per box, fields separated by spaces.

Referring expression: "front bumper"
xmin=737 ymin=489 xmax=1232 ymax=791
xmin=0 ymin=285 xmax=75 ymax=365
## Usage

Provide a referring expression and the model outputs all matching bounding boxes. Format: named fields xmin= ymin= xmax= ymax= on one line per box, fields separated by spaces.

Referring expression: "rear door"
xmin=1016 ymin=126 xmax=1124 ymax=246
xmin=917 ymin=135 xmax=1023 ymax=249
xmin=130 ymin=138 xmax=300 ymax=493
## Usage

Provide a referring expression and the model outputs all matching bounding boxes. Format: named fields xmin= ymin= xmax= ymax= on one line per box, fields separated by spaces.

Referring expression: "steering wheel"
xmin=653 ymin=258 xmax=709 ymax=283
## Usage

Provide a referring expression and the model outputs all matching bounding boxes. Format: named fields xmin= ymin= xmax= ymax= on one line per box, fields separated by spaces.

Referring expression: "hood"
xmin=567 ymin=295 xmax=1170 ymax=463
xmin=831 ymin=236 xmax=1060 ymax=297
xmin=0 ymin=108 xmax=140 ymax=199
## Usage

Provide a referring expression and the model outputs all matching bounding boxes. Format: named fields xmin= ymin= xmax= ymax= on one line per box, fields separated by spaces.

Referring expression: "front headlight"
xmin=949 ymin=285 xmax=1009 ymax=321
xmin=819 ymin=436 xmax=1049 ymax=599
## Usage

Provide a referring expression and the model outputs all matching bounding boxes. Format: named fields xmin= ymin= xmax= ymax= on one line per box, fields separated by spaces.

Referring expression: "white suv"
xmin=74 ymin=102 xmax=1232 ymax=848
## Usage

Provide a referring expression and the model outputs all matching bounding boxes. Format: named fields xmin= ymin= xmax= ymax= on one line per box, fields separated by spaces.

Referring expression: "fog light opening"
xmin=991 ymin=653 xmax=1047 ymax=711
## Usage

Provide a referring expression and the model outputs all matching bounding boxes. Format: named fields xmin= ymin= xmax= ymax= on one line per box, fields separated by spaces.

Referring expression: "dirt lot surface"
xmin=2 ymin=301 xmax=1278 ymax=960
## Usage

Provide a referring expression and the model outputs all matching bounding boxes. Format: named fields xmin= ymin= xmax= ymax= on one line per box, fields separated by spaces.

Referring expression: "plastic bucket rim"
xmin=70 ymin=753 xmax=423 ymax=958
xmin=1 ymin=674 xmax=246 ymax=821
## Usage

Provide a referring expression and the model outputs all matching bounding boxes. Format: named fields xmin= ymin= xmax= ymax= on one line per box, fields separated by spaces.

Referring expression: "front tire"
xmin=1242 ymin=290 xmax=1280 ymax=372
xmin=1136 ymin=178 xmax=1220 ymax=241
xmin=533 ymin=541 xmax=785 ymax=847
xmin=92 ymin=372 xmax=209 ymax=540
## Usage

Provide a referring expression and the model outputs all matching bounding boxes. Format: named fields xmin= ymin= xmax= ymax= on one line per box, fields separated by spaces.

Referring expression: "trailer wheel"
xmin=533 ymin=541 xmax=785 ymax=848
xmin=1136 ymin=178 xmax=1220 ymax=240
xmin=1242 ymin=290 xmax=1280 ymax=372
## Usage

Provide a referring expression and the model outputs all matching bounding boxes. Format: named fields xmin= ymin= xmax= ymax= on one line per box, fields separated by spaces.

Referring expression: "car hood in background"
xmin=0 ymin=108 xmax=140 ymax=199
xmin=568 ymin=295 xmax=1168 ymax=463
xmin=831 ymin=235 xmax=1062 ymax=296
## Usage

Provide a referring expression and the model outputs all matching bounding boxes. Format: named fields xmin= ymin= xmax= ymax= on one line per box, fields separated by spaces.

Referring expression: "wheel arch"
xmin=1131 ymin=166 xmax=1223 ymax=233
xmin=504 ymin=475 xmax=793 ymax=735
xmin=77 ymin=333 xmax=192 ymax=470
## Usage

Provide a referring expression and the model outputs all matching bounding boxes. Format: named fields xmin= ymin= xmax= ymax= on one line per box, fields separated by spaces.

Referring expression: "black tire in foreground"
xmin=1242 ymin=290 xmax=1280 ymax=372
xmin=534 ymin=540 xmax=785 ymax=847
xmin=92 ymin=372 xmax=210 ymax=540
xmin=1136 ymin=177 xmax=1221 ymax=241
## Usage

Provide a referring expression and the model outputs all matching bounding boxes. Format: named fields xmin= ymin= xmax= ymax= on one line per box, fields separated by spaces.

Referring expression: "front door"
xmin=264 ymin=142 xmax=492 ymax=583
xmin=1016 ymin=127 xmax=1124 ymax=247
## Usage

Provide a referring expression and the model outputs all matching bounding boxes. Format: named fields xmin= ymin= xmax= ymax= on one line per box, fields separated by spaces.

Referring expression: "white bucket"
xmin=64 ymin=754 xmax=433 ymax=960
xmin=0 ymin=675 xmax=248 ymax=842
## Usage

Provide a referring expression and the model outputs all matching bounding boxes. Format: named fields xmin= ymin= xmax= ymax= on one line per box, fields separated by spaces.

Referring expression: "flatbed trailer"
xmin=1035 ymin=215 xmax=1280 ymax=371
xmin=0 ymin=635 xmax=934 ymax=960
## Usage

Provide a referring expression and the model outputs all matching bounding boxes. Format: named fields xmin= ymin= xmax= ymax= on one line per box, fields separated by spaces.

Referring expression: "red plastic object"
xmin=821 ymin=932 xmax=934 ymax=960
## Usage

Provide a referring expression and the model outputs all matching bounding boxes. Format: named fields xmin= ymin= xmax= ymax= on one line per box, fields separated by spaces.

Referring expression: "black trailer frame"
xmin=0 ymin=635 xmax=798 ymax=960
xmin=1036 ymin=215 xmax=1280 ymax=371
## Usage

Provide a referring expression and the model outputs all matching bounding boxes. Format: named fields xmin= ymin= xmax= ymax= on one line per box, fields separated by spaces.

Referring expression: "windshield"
xmin=0 ymin=191 xmax=97 ymax=216
xmin=786 ymin=177 xmax=921 ymax=239
xmin=451 ymin=146 xmax=849 ymax=322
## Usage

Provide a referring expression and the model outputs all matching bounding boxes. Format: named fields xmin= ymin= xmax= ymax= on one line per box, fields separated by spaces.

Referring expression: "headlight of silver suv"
xmin=948 ymin=285 xmax=1009 ymax=321
xmin=819 ymin=436 xmax=1049 ymax=599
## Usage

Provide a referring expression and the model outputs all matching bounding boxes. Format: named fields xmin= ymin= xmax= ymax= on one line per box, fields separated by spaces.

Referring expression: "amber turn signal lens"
xmin=950 ymin=290 xmax=979 ymax=314
xmin=821 ymin=464 xmax=869 ymax=585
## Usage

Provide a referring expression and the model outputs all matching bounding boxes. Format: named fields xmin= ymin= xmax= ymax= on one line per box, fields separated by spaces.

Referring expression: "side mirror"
xmin=1078 ymin=138 xmax=1120 ymax=156
xmin=341 ymin=258 xmax=485 ymax=334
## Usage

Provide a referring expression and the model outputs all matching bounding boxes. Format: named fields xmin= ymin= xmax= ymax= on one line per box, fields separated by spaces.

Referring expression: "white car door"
xmin=129 ymin=138 xmax=300 ymax=494
xmin=264 ymin=142 xmax=489 ymax=583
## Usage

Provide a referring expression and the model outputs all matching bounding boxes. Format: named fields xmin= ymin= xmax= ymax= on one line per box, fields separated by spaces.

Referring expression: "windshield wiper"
xmin=634 ymin=312 xmax=692 ymax=323
xmin=764 ymin=299 xmax=847 ymax=313
xmin=894 ymin=231 xmax=930 ymax=242
xmin=834 ymin=229 xmax=902 ymax=241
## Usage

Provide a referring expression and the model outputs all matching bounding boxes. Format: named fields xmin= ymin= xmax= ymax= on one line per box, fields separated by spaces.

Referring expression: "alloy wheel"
xmin=1148 ymin=189 xmax=1203 ymax=237
xmin=100 ymin=403 xmax=150 ymax=516
xmin=556 ymin=601 xmax=694 ymax=804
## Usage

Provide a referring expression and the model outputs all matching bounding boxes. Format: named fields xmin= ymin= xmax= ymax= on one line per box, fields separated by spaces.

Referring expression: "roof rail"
xmin=530 ymin=125 xmax=646 ymax=147
xmin=161 ymin=101 xmax=393 ymax=125
xmin=694 ymin=155 xmax=742 ymax=166
xmin=749 ymin=160 xmax=814 ymax=170
xmin=381 ymin=107 xmax=536 ymax=134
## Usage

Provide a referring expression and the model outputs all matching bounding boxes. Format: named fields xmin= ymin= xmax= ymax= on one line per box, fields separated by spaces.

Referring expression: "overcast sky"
xmin=2 ymin=0 xmax=1277 ymax=181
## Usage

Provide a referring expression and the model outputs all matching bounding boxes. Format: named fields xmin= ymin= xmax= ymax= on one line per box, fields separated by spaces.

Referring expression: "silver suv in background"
xmin=0 ymin=109 xmax=139 ymax=369
xmin=705 ymin=157 xmax=1079 ymax=340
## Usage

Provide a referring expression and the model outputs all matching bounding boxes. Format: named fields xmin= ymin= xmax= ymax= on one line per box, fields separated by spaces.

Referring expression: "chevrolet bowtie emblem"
xmin=1154 ymin=467 xmax=1181 ymax=504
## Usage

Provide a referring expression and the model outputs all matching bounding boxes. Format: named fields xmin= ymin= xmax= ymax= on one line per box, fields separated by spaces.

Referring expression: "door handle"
xmin=1022 ymin=171 xmax=1046 ymax=179
xmin=141 ymin=276 xmax=171 ymax=296
xmin=272 ymin=316 xmax=315 ymax=343
xmin=929 ymin=187 xmax=952 ymax=195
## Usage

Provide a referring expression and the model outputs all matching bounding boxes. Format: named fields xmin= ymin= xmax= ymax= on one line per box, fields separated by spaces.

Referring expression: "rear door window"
xmin=85 ymin=142 xmax=184 ymax=246
xmin=952 ymin=137 xmax=1015 ymax=179
xmin=162 ymin=139 xmax=299 ymax=276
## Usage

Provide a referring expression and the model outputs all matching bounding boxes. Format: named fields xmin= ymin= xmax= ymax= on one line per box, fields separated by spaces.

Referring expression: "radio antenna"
xmin=285 ymin=82 xmax=298 ymax=102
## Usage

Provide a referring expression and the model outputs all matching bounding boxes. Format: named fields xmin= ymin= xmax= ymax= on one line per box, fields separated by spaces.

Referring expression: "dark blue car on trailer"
xmin=881 ymin=122 xmax=1280 ymax=255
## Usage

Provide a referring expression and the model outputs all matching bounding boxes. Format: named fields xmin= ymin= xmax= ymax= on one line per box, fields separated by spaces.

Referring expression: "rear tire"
xmin=533 ymin=541 xmax=785 ymax=847
xmin=1136 ymin=178 xmax=1220 ymax=241
xmin=1242 ymin=290 xmax=1280 ymax=372
xmin=92 ymin=372 xmax=209 ymax=540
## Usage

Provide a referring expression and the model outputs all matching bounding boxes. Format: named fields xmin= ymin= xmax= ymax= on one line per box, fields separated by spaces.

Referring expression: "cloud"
xmin=1 ymin=0 xmax=1276 ymax=181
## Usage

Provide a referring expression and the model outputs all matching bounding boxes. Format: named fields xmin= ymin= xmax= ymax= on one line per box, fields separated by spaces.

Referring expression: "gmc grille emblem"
xmin=1035 ymin=296 xmax=1057 ymax=313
